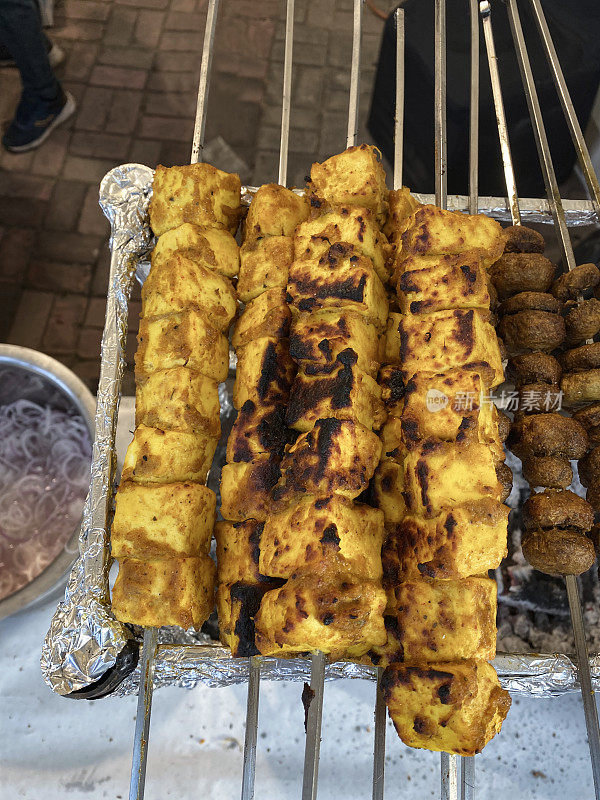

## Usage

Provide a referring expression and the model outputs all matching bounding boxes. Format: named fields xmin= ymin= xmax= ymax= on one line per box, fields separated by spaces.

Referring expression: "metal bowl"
xmin=0 ymin=344 xmax=96 ymax=620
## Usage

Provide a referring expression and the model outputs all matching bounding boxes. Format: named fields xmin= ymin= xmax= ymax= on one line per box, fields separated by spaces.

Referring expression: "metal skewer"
xmin=441 ymin=753 xmax=458 ymax=800
xmin=128 ymin=628 xmax=158 ymax=800
xmin=347 ymin=0 xmax=363 ymax=148
xmin=528 ymin=0 xmax=600 ymax=218
xmin=302 ymin=650 xmax=326 ymax=800
xmin=190 ymin=0 xmax=220 ymax=164
xmin=468 ymin=0 xmax=479 ymax=214
xmin=504 ymin=2 xmax=600 ymax=796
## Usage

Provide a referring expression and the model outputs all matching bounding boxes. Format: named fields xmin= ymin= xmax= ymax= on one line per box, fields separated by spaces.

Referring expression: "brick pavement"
xmin=0 ymin=0 xmax=390 ymax=395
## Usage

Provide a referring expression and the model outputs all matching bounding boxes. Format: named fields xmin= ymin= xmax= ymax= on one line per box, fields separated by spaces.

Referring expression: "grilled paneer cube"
xmin=215 ymin=519 xmax=266 ymax=585
xmin=380 ymin=416 xmax=406 ymax=462
xmin=217 ymin=580 xmax=282 ymax=656
xmin=307 ymin=144 xmax=389 ymax=224
xmin=220 ymin=456 xmax=282 ymax=522
xmin=378 ymin=365 xmax=405 ymax=416
xmin=383 ymin=661 xmax=511 ymax=756
xmin=149 ymin=163 xmax=241 ymax=235
xmin=112 ymin=555 xmax=215 ymax=628
xmin=260 ymin=494 xmax=384 ymax=580
xmin=237 ymin=236 xmax=294 ymax=303
xmin=232 ymin=287 xmax=291 ymax=348
xmin=245 ymin=183 xmax=309 ymax=240
xmin=383 ymin=312 xmax=402 ymax=364
xmin=141 ymin=253 xmax=237 ymax=331
xmin=151 ymin=223 xmax=240 ymax=278
xmin=273 ymin=418 xmax=382 ymax=502
xmin=294 ymin=207 xmax=390 ymax=282
xmin=371 ymin=459 xmax=406 ymax=524
xmin=398 ymin=253 xmax=490 ymax=314
xmin=121 ymin=424 xmax=217 ymax=484
xmin=136 ymin=366 xmax=220 ymax=437
xmin=383 ymin=187 xmax=421 ymax=243
xmin=233 ymin=337 xmax=295 ymax=410
xmin=135 ymin=307 xmax=229 ymax=382
xmin=403 ymin=441 xmax=502 ymax=517
xmin=375 ymin=577 xmax=497 ymax=664
xmin=254 ymin=565 xmax=387 ymax=658
xmin=383 ymin=499 xmax=509 ymax=581
xmin=400 ymin=205 xmax=505 ymax=267
xmin=286 ymin=351 xmax=385 ymax=432
xmin=398 ymin=309 xmax=504 ymax=387
xmin=226 ymin=401 xmax=288 ymax=462
xmin=290 ymin=309 xmax=382 ymax=376
xmin=400 ymin=369 xmax=500 ymax=452
xmin=287 ymin=243 xmax=388 ymax=328
xmin=111 ymin=480 xmax=215 ymax=559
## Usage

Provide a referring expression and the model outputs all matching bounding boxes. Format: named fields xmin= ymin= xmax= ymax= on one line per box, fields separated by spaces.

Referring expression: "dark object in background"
xmin=368 ymin=0 xmax=600 ymax=198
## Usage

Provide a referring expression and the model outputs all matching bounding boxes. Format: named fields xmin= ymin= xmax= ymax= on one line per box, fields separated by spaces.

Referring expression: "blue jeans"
xmin=0 ymin=0 xmax=59 ymax=99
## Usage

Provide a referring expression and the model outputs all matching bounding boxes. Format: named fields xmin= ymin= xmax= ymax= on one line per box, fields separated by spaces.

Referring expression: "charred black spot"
xmin=322 ymin=613 xmax=334 ymax=625
xmin=320 ymin=523 xmax=340 ymax=547
xmin=460 ymin=263 xmax=478 ymax=283
xmin=314 ymin=497 xmax=331 ymax=510
xmin=437 ymin=682 xmax=452 ymax=703
xmin=256 ymin=341 xmax=289 ymax=402
xmin=413 ymin=717 xmax=427 ymax=734
xmin=452 ymin=309 xmax=475 ymax=354
xmin=318 ymin=338 xmax=332 ymax=359
xmin=401 ymin=418 xmax=420 ymax=444
xmin=417 ymin=460 xmax=429 ymax=508
xmin=399 ymin=272 xmax=419 ymax=293
xmin=298 ymin=298 xmax=317 ymax=312
xmin=444 ymin=514 xmax=456 ymax=535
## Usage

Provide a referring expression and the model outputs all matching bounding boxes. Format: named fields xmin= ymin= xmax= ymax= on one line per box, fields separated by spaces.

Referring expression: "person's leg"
xmin=0 ymin=0 xmax=59 ymax=98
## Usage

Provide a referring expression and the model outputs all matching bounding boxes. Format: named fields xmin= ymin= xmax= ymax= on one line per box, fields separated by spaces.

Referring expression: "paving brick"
xmin=319 ymin=110 xmax=350 ymax=159
xmin=37 ymin=230 xmax=102 ymax=264
xmin=90 ymin=64 xmax=148 ymax=89
xmin=62 ymin=156 xmax=117 ymax=183
xmin=104 ymin=6 xmax=137 ymax=46
xmin=261 ymin=102 xmax=320 ymax=133
xmin=0 ymin=149 xmax=36 ymax=172
xmin=77 ymin=325 xmax=103 ymax=358
xmin=307 ymin=0 xmax=336 ymax=26
xmin=294 ymin=65 xmax=325 ymax=108
xmin=42 ymin=295 xmax=88 ymax=354
xmin=79 ymin=185 xmax=111 ymax=236
xmin=55 ymin=20 xmax=106 ymax=41
xmin=146 ymin=71 xmax=198 ymax=93
xmin=158 ymin=140 xmax=194 ymax=167
xmin=121 ymin=367 xmax=136 ymax=396
xmin=215 ymin=18 xmax=275 ymax=61
xmin=213 ymin=55 xmax=269 ymax=82
xmin=0 ymin=174 xmax=55 ymax=202
xmin=212 ymin=72 xmax=265 ymax=105
xmin=76 ymin=86 xmax=113 ymax=131
xmin=128 ymin=139 xmax=162 ymax=167
xmin=71 ymin=357 xmax=101 ymax=393
xmin=144 ymin=91 xmax=196 ymax=118
xmin=45 ymin=181 xmax=89 ymax=231
xmin=98 ymin=46 xmax=155 ymax=70
xmin=0 ymin=281 xmax=22 ymax=341
xmin=153 ymin=51 xmax=200 ymax=72
xmin=70 ymin=131 xmax=131 ymax=160
xmin=0 ymin=197 xmax=48 ymax=228
xmin=84 ymin=296 xmax=107 ymax=327
xmin=30 ymin=134 xmax=69 ymax=178
xmin=0 ymin=228 xmax=36 ymax=283
xmin=164 ymin=10 xmax=204 ymax=30
xmin=251 ymin=150 xmax=279 ymax=186
xmin=159 ymin=30 xmax=203 ymax=51
xmin=140 ymin=115 xmax=195 ymax=142
xmin=63 ymin=0 xmax=110 ymax=21
xmin=8 ymin=290 xmax=55 ymax=349
xmin=134 ymin=9 xmax=165 ymax=47
xmin=128 ymin=299 xmax=142 ymax=330
xmin=116 ymin=0 xmax=168 ymax=8
xmin=229 ymin=0 xmax=279 ymax=18
xmin=91 ymin=247 xmax=111 ymax=296
xmin=105 ymin=89 xmax=143 ymax=135
xmin=27 ymin=261 xmax=93 ymax=294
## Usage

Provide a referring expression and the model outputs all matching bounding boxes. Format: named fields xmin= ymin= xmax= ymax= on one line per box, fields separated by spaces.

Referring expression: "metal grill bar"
xmin=461 ymin=757 xmax=475 ymax=800
xmin=434 ymin=0 xmax=447 ymax=208
xmin=347 ymin=0 xmax=363 ymax=148
xmin=372 ymin=670 xmax=387 ymax=800
xmin=129 ymin=628 xmax=158 ymax=800
xmin=278 ymin=0 xmax=295 ymax=186
xmin=468 ymin=0 xmax=479 ymax=213
xmin=302 ymin=651 xmax=327 ymax=800
xmin=393 ymin=7 xmax=405 ymax=190
xmin=241 ymin=656 xmax=261 ymax=800
xmin=190 ymin=0 xmax=220 ymax=164
xmin=441 ymin=753 xmax=458 ymax=800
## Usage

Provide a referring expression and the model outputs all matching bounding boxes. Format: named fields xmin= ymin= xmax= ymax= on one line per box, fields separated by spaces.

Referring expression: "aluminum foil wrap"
xmin=41 ymin=165 xmax=600 ymax=698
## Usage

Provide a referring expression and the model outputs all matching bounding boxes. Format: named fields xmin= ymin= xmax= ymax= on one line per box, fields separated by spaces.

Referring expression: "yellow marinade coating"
xmin=149 ymin=163 xmax=242 ymax=235
xmin=141 ymin=253 xmax=237 ymax=331
xmin=244 ymin=183 xmax=310 ymax=240
xmin=135 ymin=307 xmax=229 ymax=383
xmin=111 ymin=480 xmax=215 ymax=559
xmin=121 ymin=424 xmax=218 ymax=484
xmin=382 ymin=661 xmax=511 ymax=756
xmin=225 ymin=402 xmax=287 ymax=463
xmin=307 ymin=144 xmax=389 ymax=224
xmin=214 ymin=519 xmax=265 ymax=586
xmin=383 ymin=499 xmax=509 ymax=581
xmin=233 ymin=337 xmax=295 ymax=410
xmin=371 ymin=459 xmax=407 ymax=525
xmin=237 ymin=236 xmax=294 ymax=303
xmin=151 ymin=223 xmax=240 ymax=279
xmin=382 ymin=312 xmax=403 ymax=365
xmin=397 ymin=253 xmax=490 ymax=315
xmin=112 ymin=555 xmax=216 ymax=629
xmin=135 ymin=366 xmax=221 ymax=438
xmin=232 ymin=287 xmax=291 ymax=348
xmin=220 ymin=456 xmax=281 ymax=522
xmin=383 ymin=187 xmax=422 ymax=243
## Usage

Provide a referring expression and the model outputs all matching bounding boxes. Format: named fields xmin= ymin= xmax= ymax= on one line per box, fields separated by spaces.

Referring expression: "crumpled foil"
xmin=41 ymin=166 xmax=600 ymax=697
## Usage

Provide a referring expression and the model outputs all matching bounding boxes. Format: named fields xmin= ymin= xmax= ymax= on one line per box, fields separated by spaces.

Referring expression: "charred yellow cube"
xmin=233 ymin=337 xmax=295 ymax=410
xmin=371 ymin=459 xmax=406 ymax=525
xmin=274 ymin=418 xmax=382 ymax=502
xmin=111 ymin=480 xmax=215 ymax=559
xmin=403 ymin=441 xmax=502 ymax=517
xmin=382 ymin=312 xmax=402 ymax=365
xmin=226 ymin=401 xmax=288 ymax=462
xmin=232 ymin=287 xmax=291 ymax=348
xmin=112 ymin=555 xmax=215 ymax=629
xmin=383 ymin=661 xmax=511 ymax=756
xmin=287 ymin=245 xmax=388 ymax=328
xmin=245 ymin=183 xmax=309 ymax=240
xmin=401 ymin=369 xmax=501 ymax=452
xmin=215 ymin=519 xmax=265 ymax=585
xmin=136 ymin=366 xmax=220 ymax=438
xmin=286 ymin=353 xmax=385 ymax=433
xmin=135 ymin=307 xmax=229 ymax=383
xmin=237 ymin=236 xmax=293 ymax=303
xmin=379 ymin=577 xmax=497 ymax=664
xmin=260 ymin=494 xmax=384 ymax=580
xmin=151 ymin=223 xmax=240 ymax=279
xmin=398 ymin=309 xmax=504 ymax=388
xmin=294 ymin=207 xmax=390 ymax=283
xmin=383 ymin=187 xmax=421 ymax=243
xmin=220 ymin=456 xmax=281 ymax=522
xmin=380 ymin=416 xmax=406 ymax=462
xmin=149 ymin=163 xmax=242 ymax=235
xmin=378 ymin=365 xmax=405 ymax=417
xmin=398 ymin=253 xmax=490 ymax=315
xmin=254 ymin=567 xmax=387 ymax=659
xmin=383 ymin=499 xmax=508 ymax=581
xmin=217 ymin=581 xmax=280 ymax=656
xmin=290 ymin=310 xmax=382 ymax=377
xmin=307 ymin=144 xmax=389 ymax=224
xmin=121 ymin=424 xmax=217 ymax=484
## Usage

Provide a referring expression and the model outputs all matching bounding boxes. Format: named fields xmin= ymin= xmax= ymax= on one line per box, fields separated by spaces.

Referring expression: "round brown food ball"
xmin=498 ymin=310 xmax=565 ymax=355
xmin=585 ymin=482 xmax=600 ymax=513
xmin=522 ymin=528 xmax=596 ymax=576
xmin=507 ymin=352 xmax=562 ymax=386
xmin=496 ymin=409 xmax=511 ymax=442
xmin=490 ymin=253 xmax=556 ymax=300
xmin=499 ymin=292 xmax=562 ymax=316
xmin=560 ymin=342 xmax=600 ymax=373
xmin=509 ymin=412 xmax=588 ymax=459
xmin=551 ymin=263 xmax=600 ymax=301
xmin=522 ymin=456 xmax=573 ymax=489
xmin=523 ymin=489 xmax=594 ymax=532
xmin=588 ymin=424 xmax=600 ymax=446
xmin=561 ymin=369 xmax=600 ymax=407
xmin=578 ymin=446 xmax=600 ymax=488
xmin=574 ymin=402 xmax=600 ymax=428
xmin=588 ymin=523 xmax=600 ymax=555
xmin=565 ymin=298 xmax=600 ymax=344
xmin=496 ymin=462 xmax=513 ymax=503
xmin=503 ymin=225 xmax=545 ymax=254
xmin=517 ymin=383 xmax=562 ymax=414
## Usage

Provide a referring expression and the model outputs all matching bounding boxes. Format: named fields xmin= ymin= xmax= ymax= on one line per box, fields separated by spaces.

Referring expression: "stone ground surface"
xmin=0 ymin=0 xmax=391 ymax=393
